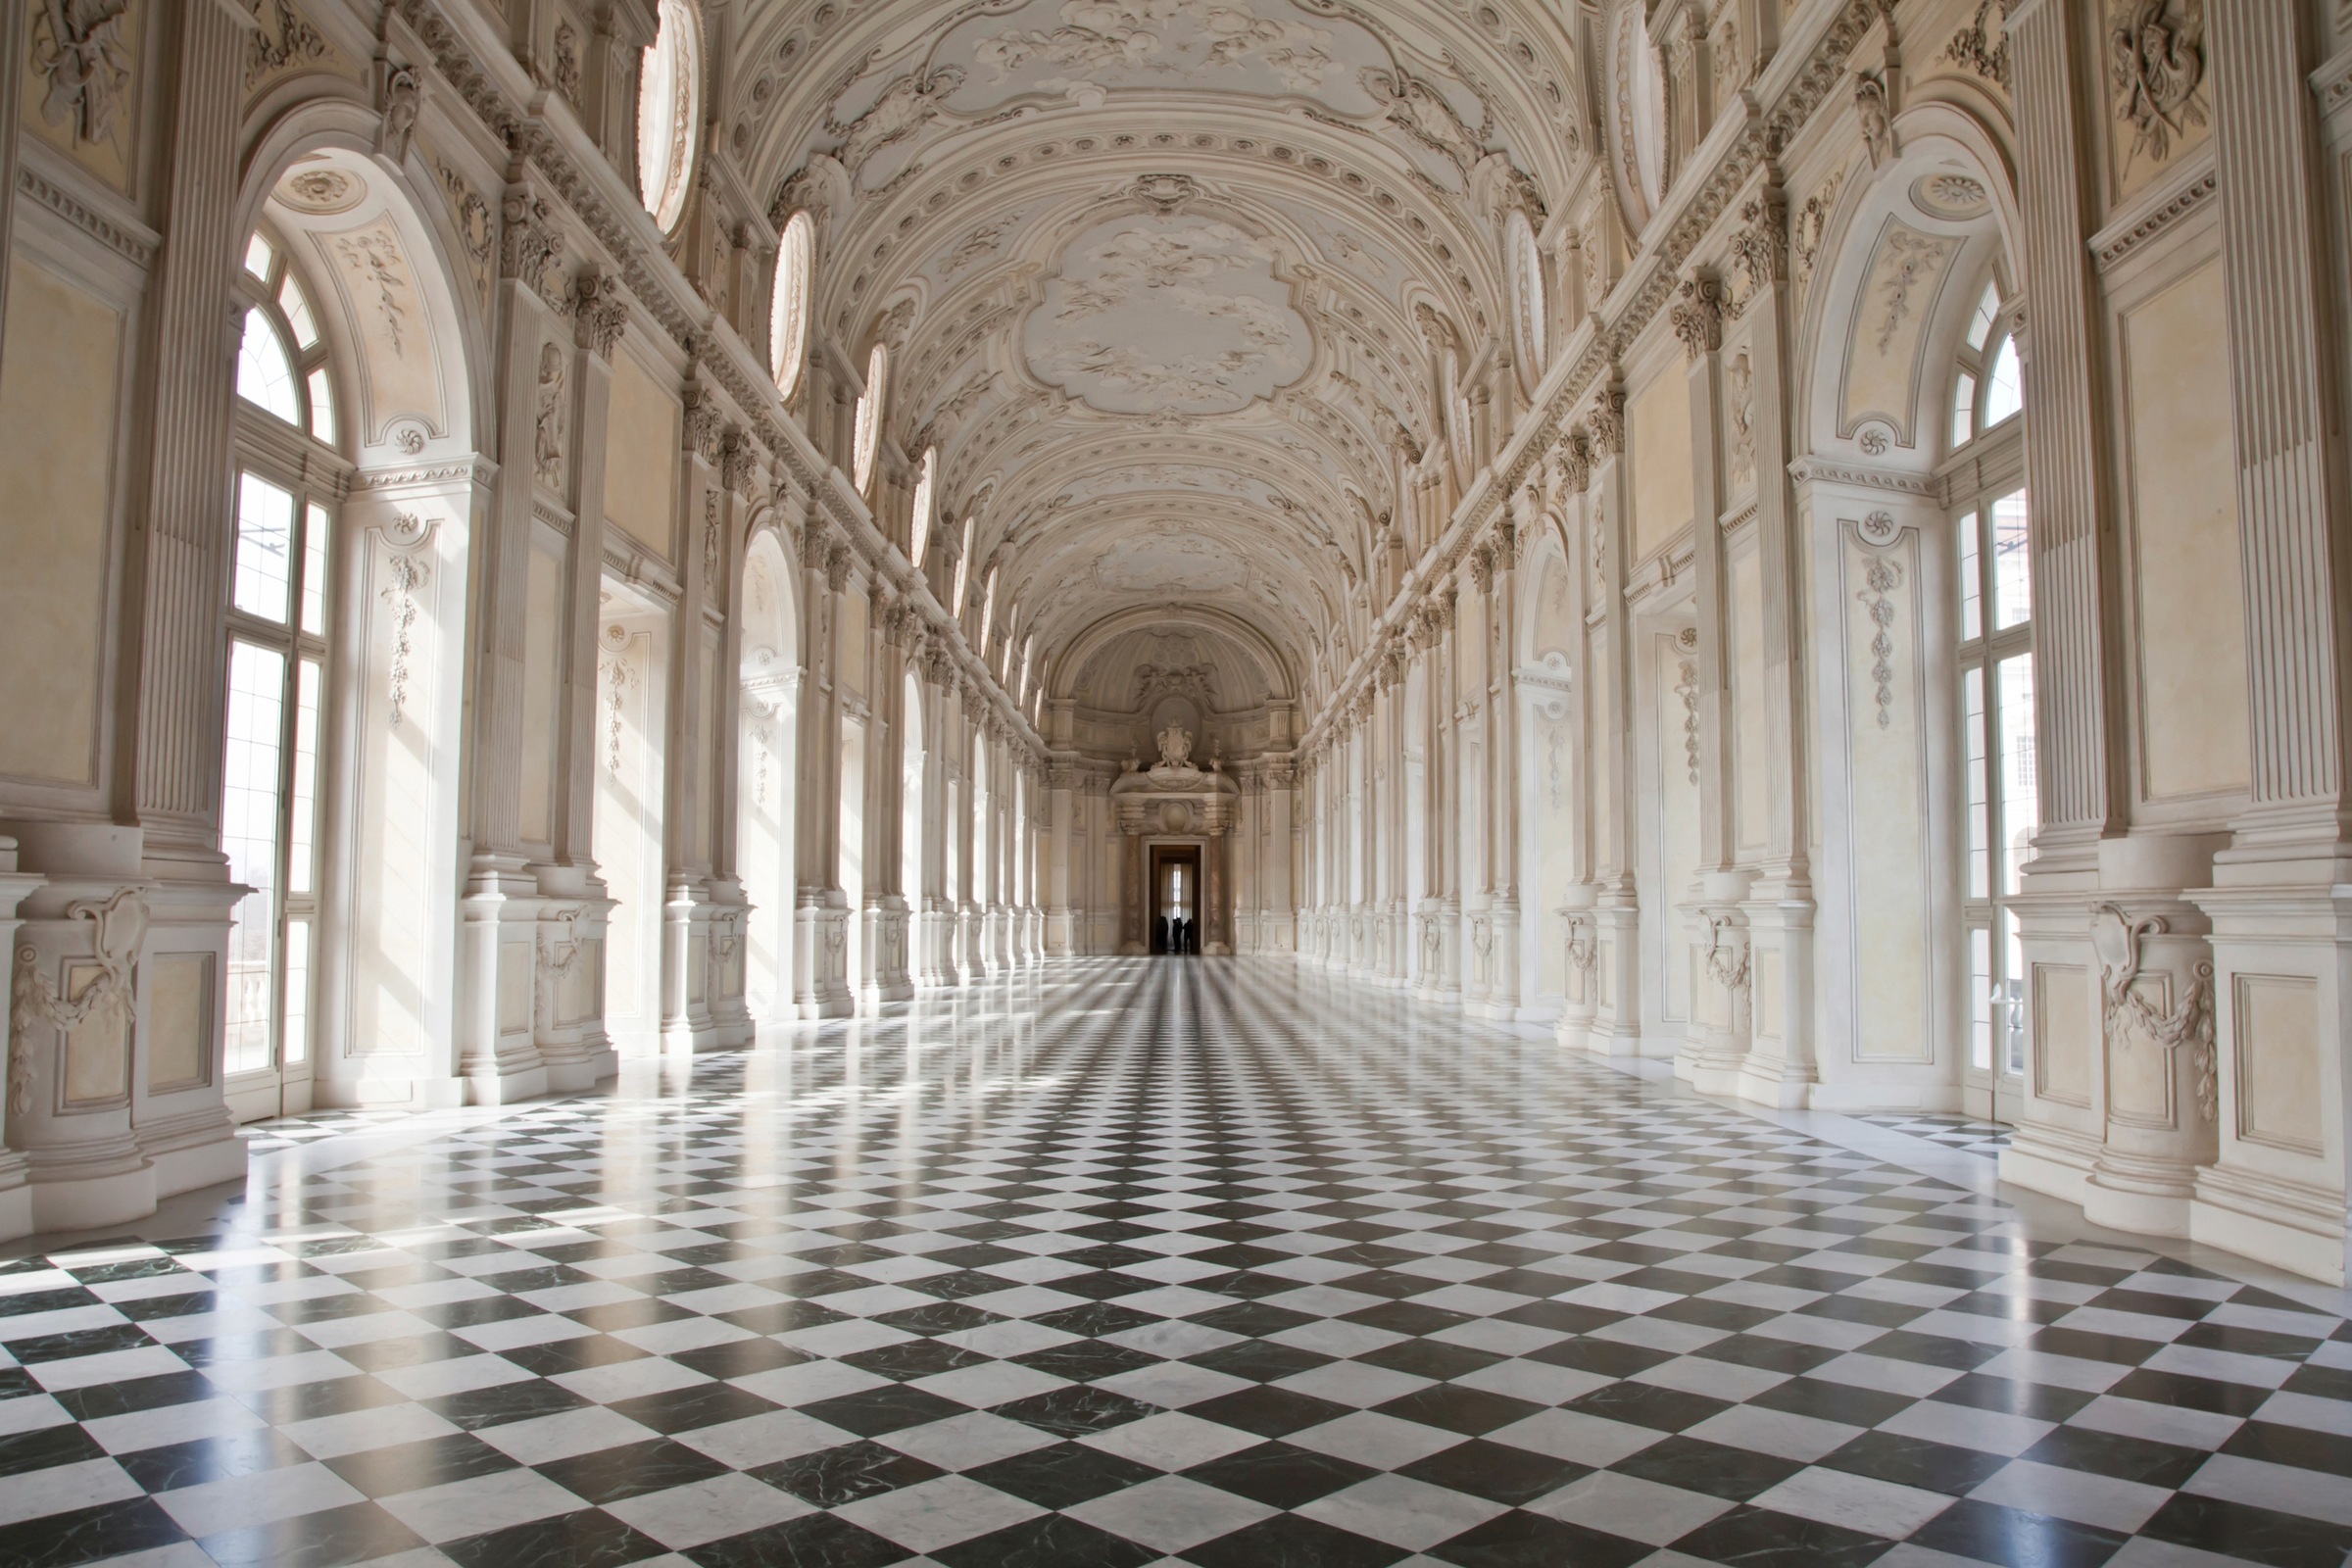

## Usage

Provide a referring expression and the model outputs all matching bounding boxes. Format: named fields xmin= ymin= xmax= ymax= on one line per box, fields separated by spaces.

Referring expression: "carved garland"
xmin=2091 ymin=904 xmax=2218 ymax=1124
xmin=8 ymin=890 xmax=147 ymax=1117
xmin=1856 ymin=543 xmax=1902 ymax=730
xmin=380 ymin=514 xmax=434 ymax=730
xmin=1564 ymin=912 xmax=1598 ymax=979
xmin=1702 ymin=914 xmax=1750 ymax=993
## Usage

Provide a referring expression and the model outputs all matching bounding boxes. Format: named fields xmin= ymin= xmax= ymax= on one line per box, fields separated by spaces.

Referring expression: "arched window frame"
xmin=1949 ymin=280 xmax=2024 ymax=455
xmin=771 ymin=210 xmax=813 ymax=400
xmin=222 ymin=223 xmax=352 ymax=1116
xmin=1946 ymin=274 xmax=2035 ymax=1121
xmin=238 ymin=229 xmax=338 ymax=446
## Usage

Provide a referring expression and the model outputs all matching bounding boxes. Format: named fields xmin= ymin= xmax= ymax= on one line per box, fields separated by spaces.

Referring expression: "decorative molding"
xmin=15 ymin=163 xmax=156 ymax=267
xmin=2090 ymin=905 xmax=2217 ymax=1124
xmin=1676 ymin=656 xmax=1700 ymax=784
xmin=1671 ymin=275 xmax=1725 ymax=361
xmin=1855 ymin=551 xmax=1902 ymax=730
xmin=1787 ymin=456 xmax=1937 ymax=497
xmin=31 ymin=0 xmax=131 ymax=146
xmin=1564 ymin=911 xmax=1597 ymax=978
xmin=349 ymin=458 xmax=497 ymax=493
xmin=1702 ymin=915 xmax=1750 ymax=993
xmin=9 ymin=889 xmax=147 ymax=1113
xmin=378 ymin=514 xmax=436 ymax=730
xmin=534 ymin=342 xmax=566 ymax=491
xmin=1941 ymin=0 xmax=2013 ymax=90
xmin=2108 ymin=0 xmax=2208 ymax=164
xmin=2089 ymin=168 xmax=2217 ymax=269
xmin=246 ymin=0 xmax=333 ymax=91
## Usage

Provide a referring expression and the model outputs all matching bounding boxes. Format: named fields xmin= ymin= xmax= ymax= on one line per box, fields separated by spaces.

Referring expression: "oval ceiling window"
xmin=771 ymin=210 xmax=813 ymax=398
xmin=852 ymin=342 xmax=888 ymax=495
xmin=909 ymin=445 xmax=937 ymax=567
xmin=1607 ymin=0 xmax=1668 ymax=234
xmin=1505 ymin=208 xmax=1544 ymax=393
xmin=637 ymin=0 xmax=702 ymax=232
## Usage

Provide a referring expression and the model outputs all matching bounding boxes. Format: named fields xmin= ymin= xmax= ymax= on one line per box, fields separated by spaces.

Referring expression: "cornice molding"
xmin=1785 ymin=457 xmax=1938 ymax=498
xmin=2088 ymin=164 xmax=2218 ymax=270
xmin=16 ymin=161 xmax=159 ymax=268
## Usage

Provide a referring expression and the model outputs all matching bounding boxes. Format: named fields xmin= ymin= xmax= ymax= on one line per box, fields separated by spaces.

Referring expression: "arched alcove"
xmin=738 ymin=528 xmax=803 ymax=1025
xmin=226 ymin=138 xmax=483 ymax=1109
xmin=1795 ymin=120 xmax=2020 ymax=1097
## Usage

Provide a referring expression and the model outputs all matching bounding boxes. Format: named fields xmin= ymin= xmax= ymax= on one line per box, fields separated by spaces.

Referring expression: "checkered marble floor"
xmin=1850 ymin=1115 xmax=2012 ymax=1162
xmin=238 ymin=1109 xmax=430 ymax=1155
xmin=3 ymin=958 xmax=2348 ymax=1568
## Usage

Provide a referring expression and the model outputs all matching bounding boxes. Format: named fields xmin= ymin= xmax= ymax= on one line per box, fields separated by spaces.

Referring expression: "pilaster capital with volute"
xmin=721 ymin=428 xmax=759 ymax=496
xmin=1731 ymin=187 xmax=1789 ymax=291
xmin=570 ymin=268 xmax=629 ymax=359
xmin=683 ymin=389 xmax=725 ymax=465
xmin=1555 ymin=431 xmax=1592 ymax=495
xmin=1671 ymin=274 xmax=1725 ymax=361
xmin=1586 ymin=390 xmax=1626 ymax=457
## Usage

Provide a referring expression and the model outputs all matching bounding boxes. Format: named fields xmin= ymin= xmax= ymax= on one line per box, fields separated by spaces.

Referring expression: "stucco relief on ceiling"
xmin=1092 ymin=534 xmax=1250 ymax=595
xmin=1022 ymin=215 xmax=1312 ymax=415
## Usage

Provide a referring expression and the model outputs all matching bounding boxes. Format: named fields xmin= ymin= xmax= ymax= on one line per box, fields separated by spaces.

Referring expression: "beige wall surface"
xmin=2123 ymin=259 xmax=2249 ymax=803
xmin=0 ymin=260 xmax=122 ymax=785
xmin=608 ymin=354 xmax=680 ymax=559
xmin=1631 ymin=368 xmax=1693 ymax=563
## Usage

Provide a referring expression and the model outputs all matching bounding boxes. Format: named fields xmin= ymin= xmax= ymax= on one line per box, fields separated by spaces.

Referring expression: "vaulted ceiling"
xmin=730 ymin=0 xmax=1592 ymax=717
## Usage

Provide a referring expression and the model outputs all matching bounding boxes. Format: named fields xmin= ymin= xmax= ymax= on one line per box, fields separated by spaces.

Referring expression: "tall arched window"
xmin=637 ymin=0 xmax=702 ymax=232
xmin=223 ymin=227 xmax=344 ymax=1117
xmin=1949 ymin=278 xmax=2034 ymax=1120
xmin=852 ymin=342 xmax=887 ymax=494
xmin=908 ymin=445 xmax=937 ymax=567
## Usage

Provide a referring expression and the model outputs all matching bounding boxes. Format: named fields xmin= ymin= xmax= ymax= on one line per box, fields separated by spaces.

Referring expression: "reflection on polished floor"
xmin=2 ymin=960 xmax=2348 ymax=1568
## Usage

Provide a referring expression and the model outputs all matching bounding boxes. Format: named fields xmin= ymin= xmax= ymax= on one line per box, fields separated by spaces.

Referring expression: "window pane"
xmin=234 ymin=472 xmax=296 ymax=622
xmin=278 ymin=276 xmax=318 ymax=349
xmin=289 ymin=657 xmax=321 ymax=896
xmin=1990 ymin=490 xmax=2031 ymax=629
xmin=282 ymin=917 xmax=311 ymax=1067
xmin=1965 ymin=665 xmax=1988 ymax=900
xmin=236 ymin=309 xmax=301 ymax=425
xmin=2002 ymin=907 xmax=2027 ymax=1077
xmin=1996 ymin=652 xmax=2037 ymax=897
xmin=1970 ymin=924 xmax=1992 ymax=1071
xmin=307 ymin=368 xmax=336 ymax=446
xmin=244 ymin=233 xmax=275 ymax=282
xmin=1967 ymin=282 xmax=1998 ymax=351
xmin=1952 ymin=371 xmax=1976 ymax=451
xmin=222 ymin=641 xmax=286 ymax=1076
xmin=1958 ymin=511 xmax=1983 ymax=643
xmin=1985 ymin=335 xmax=2023 ymax=425
xmin=301 ymin=505 xmax=331 ymax=636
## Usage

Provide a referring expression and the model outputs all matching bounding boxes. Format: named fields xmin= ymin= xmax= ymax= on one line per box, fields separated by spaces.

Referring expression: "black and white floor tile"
xmin=3 ymin=958 xmax=2347 ymax=1568
xmin=1850 ymin=1114 xmax=2013 ymax=1163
